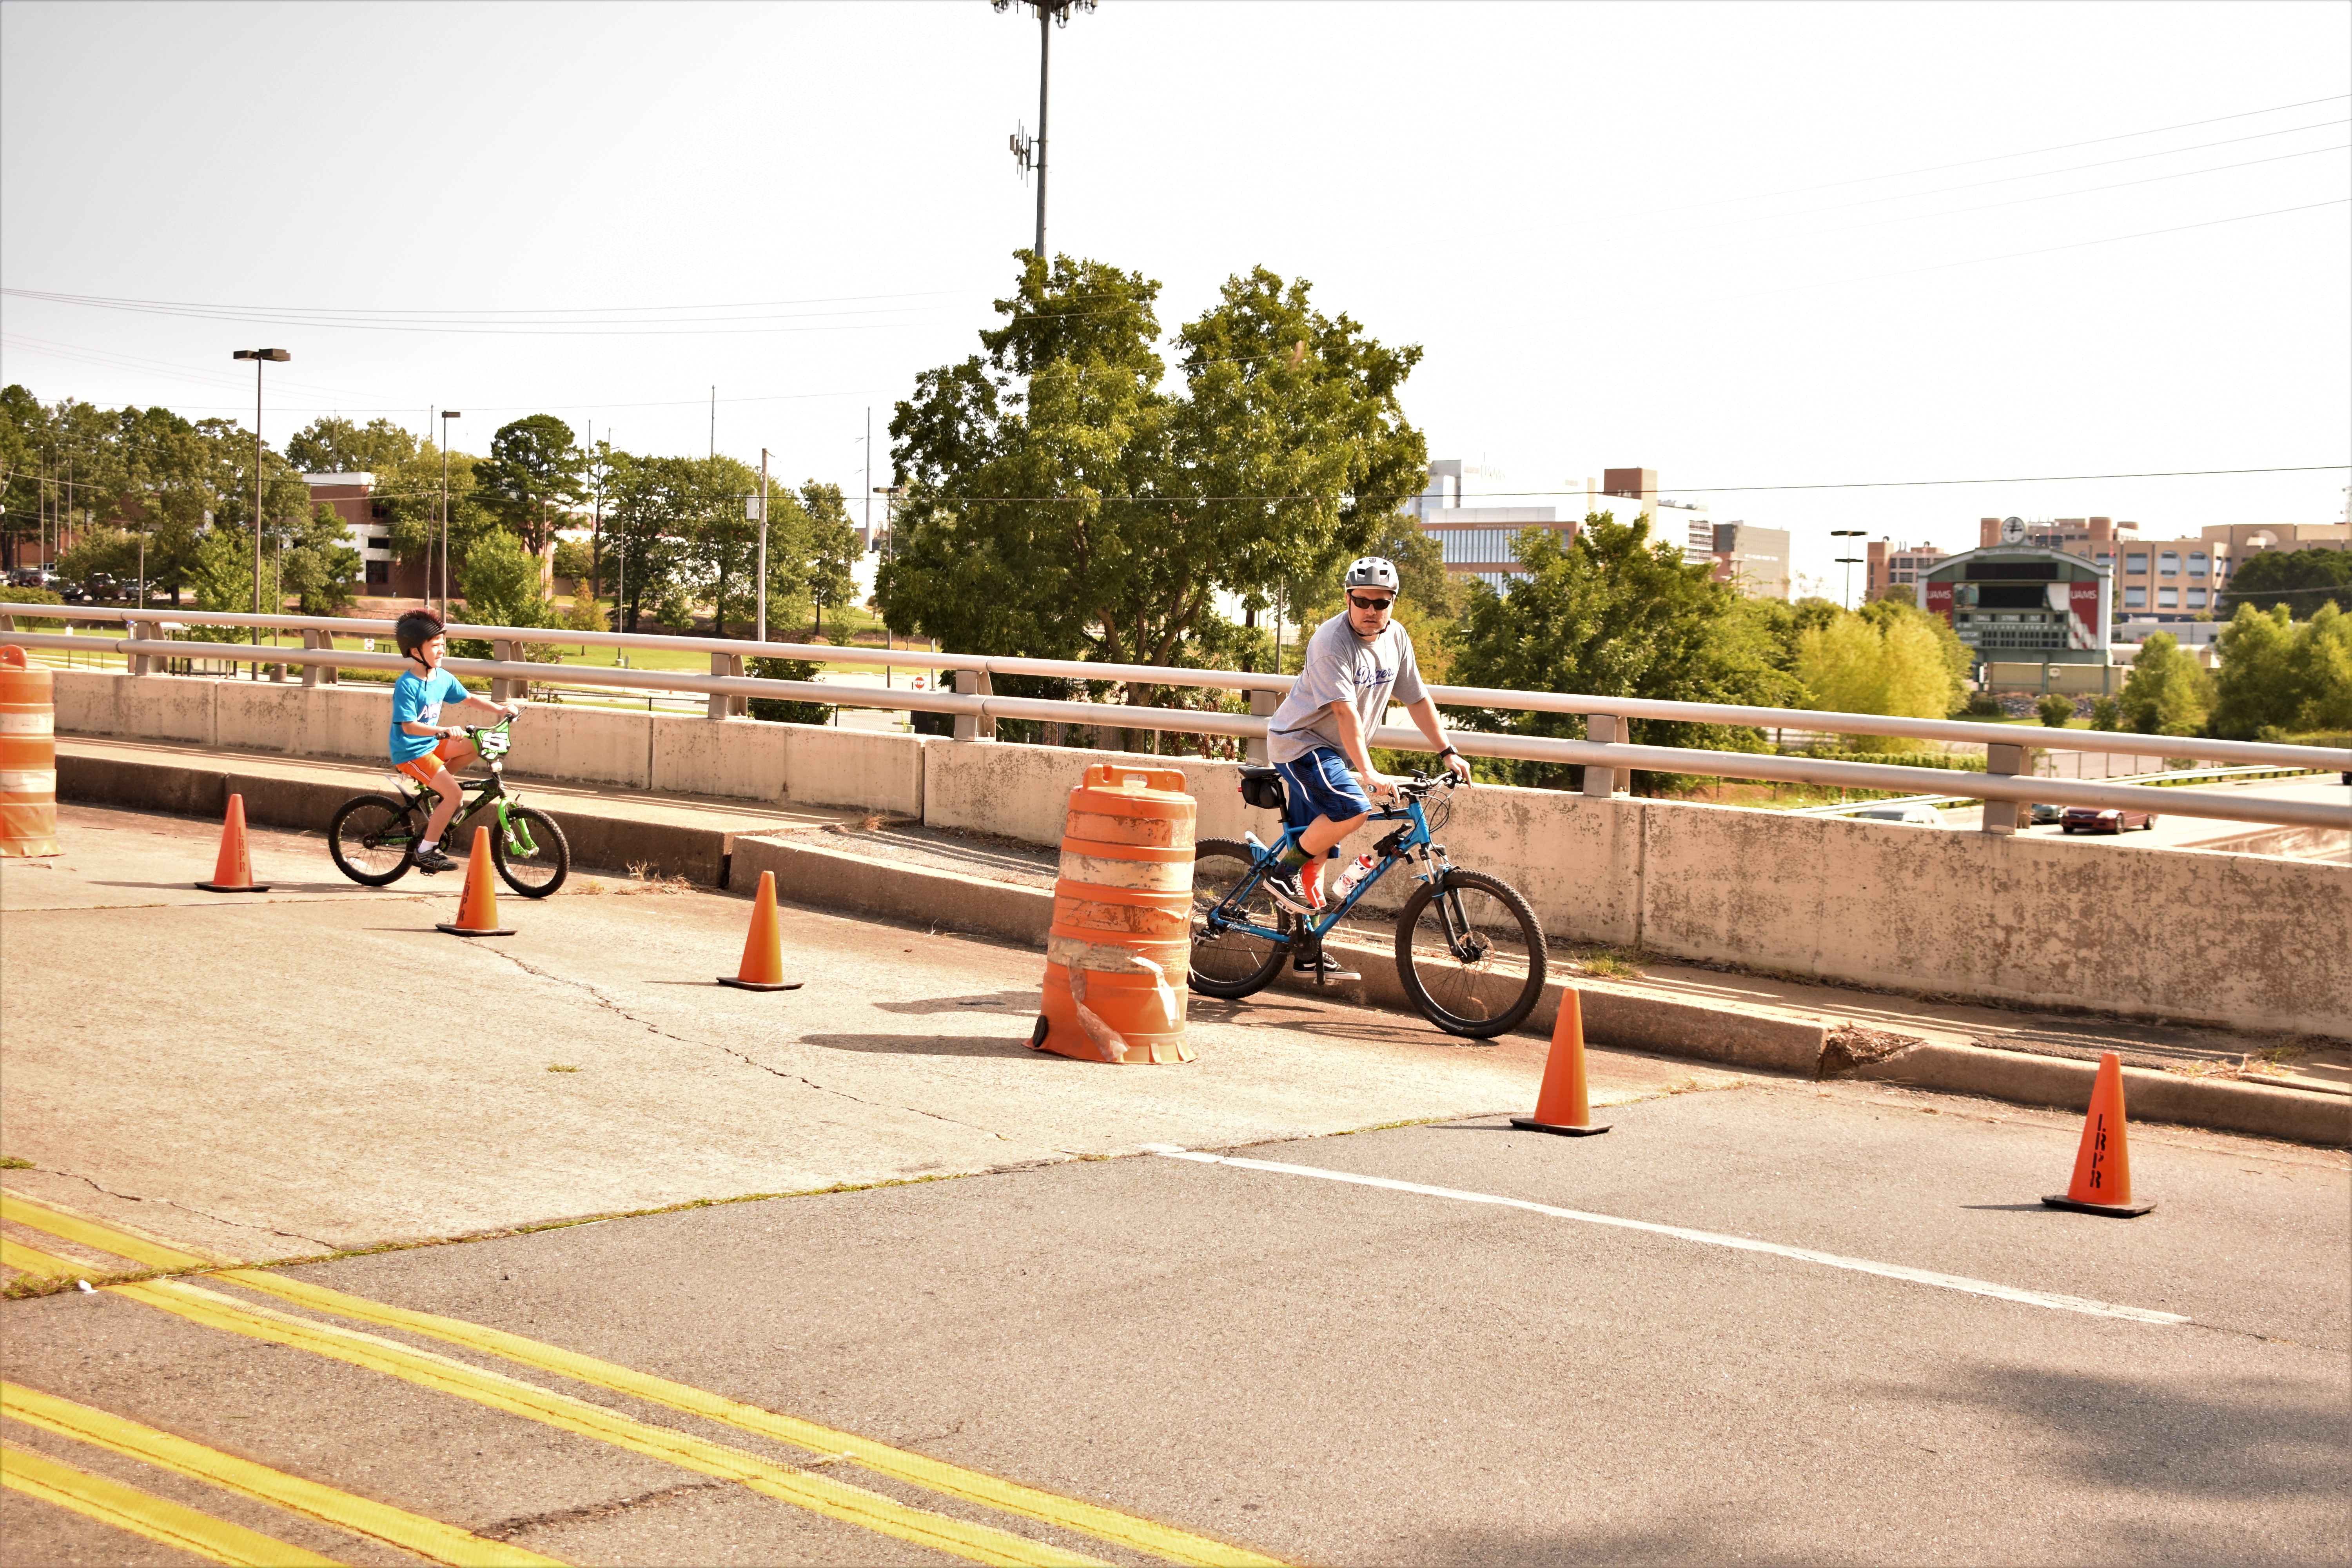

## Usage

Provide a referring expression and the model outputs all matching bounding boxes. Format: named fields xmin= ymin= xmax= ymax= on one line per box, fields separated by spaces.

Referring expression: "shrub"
xmin=748 ymin=656 xmax=831 ymax=725
xmin=2036 ymin=693 xmax=2074 ymax=727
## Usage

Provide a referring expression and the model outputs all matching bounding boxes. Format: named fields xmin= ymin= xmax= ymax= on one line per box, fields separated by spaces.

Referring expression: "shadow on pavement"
xmin=799 ymin=1032 xmax=1042 ymax=1058
xmin=872 ymin=989 xmax=1038 ymax=1016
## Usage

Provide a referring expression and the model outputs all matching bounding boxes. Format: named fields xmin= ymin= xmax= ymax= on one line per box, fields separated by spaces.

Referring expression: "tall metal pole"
xmin=1034 ymin=7 xmax=1049 ymax=259
xmin=756 ymin=447 xmax=770 ymax=644
xmin=710 ymin=387 xmax=715 ymax=459
xmin=250 ymin=356 xmax=264 ymax=666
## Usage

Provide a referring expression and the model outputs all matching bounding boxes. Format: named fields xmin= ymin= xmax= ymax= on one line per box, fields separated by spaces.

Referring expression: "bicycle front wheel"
xmin=328 ymin=795 xmax=419 ymax=886
xmin=1187 ymin=838 xmax=1292 ymax=1000
xmin=1394 ymin=869 xmax=1547 ymax=1038
xmin=491 ymin=806 xmax=570 ymax=897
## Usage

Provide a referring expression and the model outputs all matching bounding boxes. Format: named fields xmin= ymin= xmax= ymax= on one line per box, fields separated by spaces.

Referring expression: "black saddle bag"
xmin=1238 ymin=765 xmax=1285 ymax=811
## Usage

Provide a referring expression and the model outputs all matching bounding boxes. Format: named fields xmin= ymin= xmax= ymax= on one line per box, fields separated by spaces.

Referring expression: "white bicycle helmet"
xmin=1342 ymin=557 xmax=1400 ymax=595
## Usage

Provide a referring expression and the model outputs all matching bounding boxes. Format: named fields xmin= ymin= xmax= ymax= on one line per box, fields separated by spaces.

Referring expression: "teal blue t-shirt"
xmin=389 ymin=667 xmax=469 ymax=762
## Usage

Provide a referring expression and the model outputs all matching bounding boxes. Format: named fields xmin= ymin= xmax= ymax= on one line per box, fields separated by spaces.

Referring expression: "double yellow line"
xmin=1 ymin=1190 xmax=1283 ymax=1567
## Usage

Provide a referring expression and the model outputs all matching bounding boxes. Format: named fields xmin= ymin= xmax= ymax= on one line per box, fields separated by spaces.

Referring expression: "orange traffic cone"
xmin=1511 ymin=986 xmax=1609 ymax=1137
xmin=718 ymin=869 xmax=802 ymax=991
xmin=2043 ymin=1052 xmax=2154 ymax=1216
xmin=436 ymin=826 xmax=515 ymax=937
xmin=194 ymin=793 xmax=271 ymax=892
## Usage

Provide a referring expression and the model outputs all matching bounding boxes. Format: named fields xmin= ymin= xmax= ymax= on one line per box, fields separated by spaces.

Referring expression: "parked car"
xmin=6 ymin=566 xmax=62 ymax=591
xmin=1850 ymin=804 xmax=1949 ymax=827
xmin=2063 ymin=805 xmax=2157 ymax=834
xmin=2028 ymin=802 xmax=2065 ymax=825
xmin=61 ymin=573 xmax=117 ymax=604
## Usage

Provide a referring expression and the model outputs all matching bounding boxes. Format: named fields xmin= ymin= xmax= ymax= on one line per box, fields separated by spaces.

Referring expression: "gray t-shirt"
xmin=1265 ymin=613 xmax=1426 ymax=765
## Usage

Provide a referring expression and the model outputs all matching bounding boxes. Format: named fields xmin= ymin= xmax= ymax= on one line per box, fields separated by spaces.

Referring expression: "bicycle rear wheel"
xmin=1187 ymin=838 xmax=1291 ymax=1000
xmin=328 ymin=795 xmax=419 ymax=886
xmin=491 ymin=806 xmax=569 ymax=898
xmin=1394 ymin=869 xmax=1546 ymax=1038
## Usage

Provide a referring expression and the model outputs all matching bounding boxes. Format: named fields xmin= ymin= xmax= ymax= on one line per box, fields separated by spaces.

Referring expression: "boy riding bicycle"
xmin=390 ymin=609 xmax=520 ymax=873
xmin=1262 ymin=557 xmax=1473 ymax=974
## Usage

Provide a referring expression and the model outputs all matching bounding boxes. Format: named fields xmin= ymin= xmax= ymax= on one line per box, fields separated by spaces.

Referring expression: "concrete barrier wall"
xmin=50 ymin=668 xmax=2352 ymax=1035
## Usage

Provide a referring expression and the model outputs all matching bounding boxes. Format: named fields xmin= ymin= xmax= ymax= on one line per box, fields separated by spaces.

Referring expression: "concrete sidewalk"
xmin=49 ymin=737 xmax=2351 ymax=1145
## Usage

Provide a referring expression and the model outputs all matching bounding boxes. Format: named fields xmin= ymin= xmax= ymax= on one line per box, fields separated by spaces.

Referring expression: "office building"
xmin=1711 ymin=523 xmax=1792 ymax=600
xmin=1864 ymin=540 xmax=1948 ymax=604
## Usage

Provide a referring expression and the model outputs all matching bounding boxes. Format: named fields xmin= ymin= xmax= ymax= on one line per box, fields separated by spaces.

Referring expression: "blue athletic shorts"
xmin=1275 ymin=747 xmax=1373 ymax=858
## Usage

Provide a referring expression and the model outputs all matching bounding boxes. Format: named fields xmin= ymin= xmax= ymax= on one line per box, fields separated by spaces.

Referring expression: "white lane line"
xmin=1146 ymin=1148 xmax=2188 ymax=1325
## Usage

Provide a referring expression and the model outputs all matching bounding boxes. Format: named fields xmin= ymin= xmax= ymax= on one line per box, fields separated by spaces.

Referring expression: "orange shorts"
xmin=396 ymin=737 xmax=464 ymax=784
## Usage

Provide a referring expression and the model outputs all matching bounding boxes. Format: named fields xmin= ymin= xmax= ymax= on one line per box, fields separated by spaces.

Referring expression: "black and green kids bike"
xmin=1189 ymin=769 xmax=1546 ymax=1039
xmin=327 ymin=718 xmax=571 ymax=897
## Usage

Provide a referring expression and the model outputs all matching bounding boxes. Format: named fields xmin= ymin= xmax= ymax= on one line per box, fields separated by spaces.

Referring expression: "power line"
xmin=1683 ymin=116 xmax=2349 ymax=232
xmin=1599 ymin=93 xmax=2352 ymax=222
xmin=1706 ymin=197 xmax=2351 ymax=303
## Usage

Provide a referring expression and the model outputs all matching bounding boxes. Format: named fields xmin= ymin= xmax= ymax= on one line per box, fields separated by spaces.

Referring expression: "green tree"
xmin=1793 ymin=604 xmax=1967 ymax=750
xmin=2208 ymin=603 xmax=2300 ymax=738
xmin=2118 ymin=632 xmax=2213 ymax=735
xmin=602 ymin=452 xmax=702 ymax=633
xmin=2087 ymin=695 xmax=2122 ymax=731
xmin=278 ymin=503 xmax=363 ymax=615
xmin=453 ymin=528 xmax=557 ymax=653
xmin=368 ymin=441 xmax=493 ymax=589
xmin=2036 ymin=693 xmax=2074 ymax=727
xmin=2222 ymin=547 xmax=2352 ymax=617
xmin=2289 ymin=601 xmax=2352 ymax=730
xmin=2210 ymin=600 xmax=2352 ymax=735
xmin=285 ymin=416 xmax=418 ymax=475
xmin=796 ymin=481 xmax=860 ymax=639
xmin=475 ymin=415 xmax=587 ymax=591
xmin=879 ymin=254 xmax=1425 ymax=715
xmin=1448 ymin=513 xmax=1798 ymax=791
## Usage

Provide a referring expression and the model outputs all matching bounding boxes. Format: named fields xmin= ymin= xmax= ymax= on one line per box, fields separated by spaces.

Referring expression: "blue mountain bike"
xmin=1188 ymin=769 xmax=1547 ymax=1038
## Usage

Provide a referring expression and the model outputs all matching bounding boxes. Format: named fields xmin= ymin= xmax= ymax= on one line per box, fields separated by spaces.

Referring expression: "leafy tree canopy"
xmin=1447 ymin=513 xmax=1799 ymax=789
xmin=285 ymin=416 xmax=418 ymax=475
xmin=2222 ymin=547 xmax=2352 ymax=617
xmin=877 ymin=252 xmax=1426 ymax=681
xmin=2118 ymin=632 xmax=2213 ymax=736
xmin=2209 ymin=601 xmax=2352 ymax=737
xmin=475 ymin=415 xmax=587 ymax=572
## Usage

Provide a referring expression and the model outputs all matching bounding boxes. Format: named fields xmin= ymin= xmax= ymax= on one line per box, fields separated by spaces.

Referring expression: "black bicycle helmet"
xmin=394 ymin=609 xmax=446 ymax=657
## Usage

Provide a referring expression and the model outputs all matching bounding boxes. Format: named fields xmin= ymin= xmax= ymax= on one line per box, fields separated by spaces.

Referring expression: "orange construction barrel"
xmin=0 ymin=646 xmax=59 ymax=858
xmin=1036 ymin=763 xmax=1196 ymax=1063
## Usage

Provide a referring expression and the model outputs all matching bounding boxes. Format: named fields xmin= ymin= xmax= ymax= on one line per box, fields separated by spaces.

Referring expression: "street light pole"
xmin=1831 ymin=528 xmax=1866 ymax=612
xmin=438 ymin=411 xmax=462 ymax=617
xmin=232 ymin=349 xmax=290 ymax=675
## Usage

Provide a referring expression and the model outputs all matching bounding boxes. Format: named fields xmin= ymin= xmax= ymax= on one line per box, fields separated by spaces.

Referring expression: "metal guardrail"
xmin=6 ymin=606 xmax=2348 ymax=835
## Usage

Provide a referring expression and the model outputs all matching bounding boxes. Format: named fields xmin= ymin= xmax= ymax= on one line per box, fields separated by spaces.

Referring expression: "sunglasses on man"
xmin=1347 ymin=593 xmax=1395 ymax=612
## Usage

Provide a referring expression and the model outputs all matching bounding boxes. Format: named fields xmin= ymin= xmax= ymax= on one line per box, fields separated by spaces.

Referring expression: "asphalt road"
xmin=4 ymin=805 xmax=2347 ymax=1566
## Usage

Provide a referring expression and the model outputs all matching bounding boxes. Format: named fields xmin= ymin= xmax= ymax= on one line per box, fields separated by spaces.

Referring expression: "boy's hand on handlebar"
xmin=1442 ymin=750 xmax=1474 ymax=784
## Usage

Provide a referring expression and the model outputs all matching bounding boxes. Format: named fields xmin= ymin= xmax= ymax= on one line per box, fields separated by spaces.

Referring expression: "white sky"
xmin=3 ymin=0 xmax=2346 ymax=593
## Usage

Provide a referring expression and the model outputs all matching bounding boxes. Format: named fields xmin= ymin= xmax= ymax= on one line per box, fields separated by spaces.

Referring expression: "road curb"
xmin=57 ymin=750 xmax=740 ymax=887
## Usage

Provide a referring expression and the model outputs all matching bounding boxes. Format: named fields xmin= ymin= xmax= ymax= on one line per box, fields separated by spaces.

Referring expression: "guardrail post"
xmin=1982 ymin=743 xmax=2024 ymax=835
xmin=953 ymin=669 xmax=995 ymax=741
xmin=708 ymin=652 xmax=745 ymax=719
xmin=300 ymin=628 xmax=334 ymax=687
xmin=491 ymin=639 xmax=517 ymax=705
xmin=1582 ymin=714 xmax=1617 ymax=798
xmin=125 ymin=620 xmax=152 ymax=677
xmin=1246 ymin=689 xmax=1279 ymax=764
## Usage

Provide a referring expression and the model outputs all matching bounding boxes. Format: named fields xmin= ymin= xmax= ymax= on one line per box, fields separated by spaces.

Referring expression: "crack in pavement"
xmin=475 ymin=946 xmax=1017 ymax=1144
xmin=478 ymin=1478 xmax=730 ymax=1540
xmin=30 ymin=1167 xmax=336 ymax=1253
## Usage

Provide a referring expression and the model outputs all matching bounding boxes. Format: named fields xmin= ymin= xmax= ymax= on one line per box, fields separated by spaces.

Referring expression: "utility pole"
xmin=232 ymin=349 xmax=290 ymax=674
xmin=997 ymin=0 xmax=1094 ymax=260
xmin=709 ymin=387 xmax=715 ymax=459
xmin=755 ymin=447 xmax=770 ymax=645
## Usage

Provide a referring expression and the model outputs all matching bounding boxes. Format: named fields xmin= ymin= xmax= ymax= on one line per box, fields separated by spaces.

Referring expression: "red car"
xmin=2062 ymin=805 xmax=2157 ymax=834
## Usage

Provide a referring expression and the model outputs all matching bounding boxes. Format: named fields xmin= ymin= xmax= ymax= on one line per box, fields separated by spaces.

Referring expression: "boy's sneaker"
xmin=413 ymin=847 xmax=458 ymax=874
xmin=1264 ymin=863 xmax=1323 ymax=916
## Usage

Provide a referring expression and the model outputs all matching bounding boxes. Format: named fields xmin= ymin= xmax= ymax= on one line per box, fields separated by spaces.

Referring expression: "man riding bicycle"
xmin=390 ymin=609 xmax=520 ymax=873
xmin=1261 ymin=558 xmax=1473 ymax=964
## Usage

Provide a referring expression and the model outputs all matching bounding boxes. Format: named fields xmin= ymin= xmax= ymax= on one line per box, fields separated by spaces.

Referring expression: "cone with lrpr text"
xmin=1511 ymin=986 xmax=1609 ymax=1137
xmin=436 ymin=826 xmax=515 ymax=937
xmin=719 ymin=869 xmax=802 ymax=991
xmin=195 ymin=793 xmax=270 ymax=893
xmin=2042 ymin=1051 xmax=2154 ymax=1217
